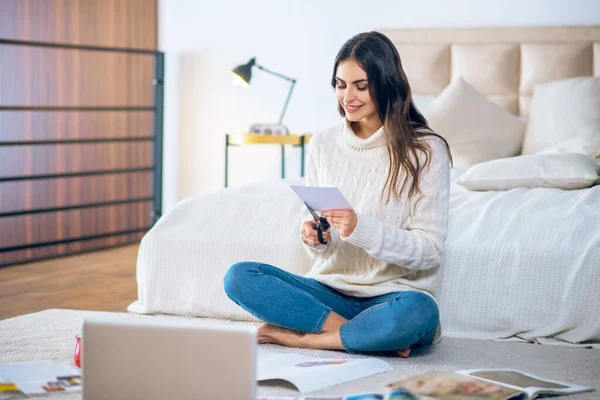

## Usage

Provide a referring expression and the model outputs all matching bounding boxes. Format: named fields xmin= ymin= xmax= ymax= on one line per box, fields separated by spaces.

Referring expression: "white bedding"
xmin=131 ymin=179 xmax=311 ymax=322
xmin=439 ymin=185 xmax=600 ymax=347
xmin=130 ymin=178 xmax=600 ymax=347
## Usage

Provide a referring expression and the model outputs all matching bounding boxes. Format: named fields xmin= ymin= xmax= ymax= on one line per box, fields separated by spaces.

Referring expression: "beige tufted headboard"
xmin=379 ymin=26 xmax=600 ymax=116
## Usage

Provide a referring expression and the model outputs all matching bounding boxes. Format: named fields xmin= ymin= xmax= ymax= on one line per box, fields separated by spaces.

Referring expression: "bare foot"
xmin=258 ymin=323 xmax=306 ymax=347
xmin=396 ymin=346 xmax=411 ymax=358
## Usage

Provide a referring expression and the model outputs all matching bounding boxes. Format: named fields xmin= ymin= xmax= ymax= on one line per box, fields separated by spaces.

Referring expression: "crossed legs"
xmin=257 ymin=312 xmax=413 ymax=357
xmin=223 ymin=262 xmax=438 ymax=357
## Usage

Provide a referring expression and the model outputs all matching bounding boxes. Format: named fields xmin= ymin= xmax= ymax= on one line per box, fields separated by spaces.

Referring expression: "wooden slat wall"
xmin=0 ymin=47 xmax=155 ymax=106
xmin=0 ymin=0 xmax=157 ymax=49
xmin=0 ymin=0 xmax=158 ymax=266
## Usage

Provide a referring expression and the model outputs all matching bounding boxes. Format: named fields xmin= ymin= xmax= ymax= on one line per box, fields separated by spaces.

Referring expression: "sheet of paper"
xmin=257 ymin=349 xmax=392 ymax=394
xmin=0 ymin=361 xmax=81 ymax=395
xmin=290 ymin=186 xmax=353 ymax=212
xmin=0 ymin=361 xmax=78 ymax=382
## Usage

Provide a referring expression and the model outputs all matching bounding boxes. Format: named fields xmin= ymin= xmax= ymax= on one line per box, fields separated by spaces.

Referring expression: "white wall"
xmin=159 ymin=0 xmax=600 ymax=213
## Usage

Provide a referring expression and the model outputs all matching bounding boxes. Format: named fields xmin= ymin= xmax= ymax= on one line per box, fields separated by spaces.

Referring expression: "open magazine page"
xmin=0 ymin=361 xmax=82 ymax=397
xmin=457 ymin=369 xmax=594 ymax=398
xmin=259 ymin=389 xmax=419 ymax=400
xmin=386 ymin=371 xmax=524 ymax=400
xmin=257 ymin=349 xmax=393 ymax=393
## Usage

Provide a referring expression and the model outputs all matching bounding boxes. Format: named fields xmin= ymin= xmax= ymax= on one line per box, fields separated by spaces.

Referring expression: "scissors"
xmin=305 ymin=202 xmax=331 ymax=245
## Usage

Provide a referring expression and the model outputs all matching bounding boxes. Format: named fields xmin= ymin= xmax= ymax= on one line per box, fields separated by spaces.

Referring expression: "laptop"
xmin=82 ymin=315 xmax=257 ymax=400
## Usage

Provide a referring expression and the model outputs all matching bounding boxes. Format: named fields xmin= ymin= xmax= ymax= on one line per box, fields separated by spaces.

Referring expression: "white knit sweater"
xmin=302 ymin=119 xmax=451 ymax=301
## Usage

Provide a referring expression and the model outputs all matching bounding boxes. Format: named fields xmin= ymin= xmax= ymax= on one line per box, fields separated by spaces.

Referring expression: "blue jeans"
xmin=223 ymin=261 xmax=439 ymax=354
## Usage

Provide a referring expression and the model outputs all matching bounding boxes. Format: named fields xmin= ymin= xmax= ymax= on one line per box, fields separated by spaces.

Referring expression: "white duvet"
xmin=129 ymin=179 xmax=600 ymax=348
xmin=439 ymin=185 xmax=600 ymax=347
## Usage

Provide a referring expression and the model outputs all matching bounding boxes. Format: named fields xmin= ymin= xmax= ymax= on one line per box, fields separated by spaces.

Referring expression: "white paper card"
xmin=290 ymin=186 xmax=353 ymax=212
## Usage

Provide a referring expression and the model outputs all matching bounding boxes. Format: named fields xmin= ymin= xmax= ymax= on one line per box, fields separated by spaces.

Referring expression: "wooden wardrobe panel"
xmin=0 ymin=142 xmax=153 ymax=178
xmin=0 ymin=111 xmax=154 ymax=142
xmin=0 ymin=231 xmax=146 ymax=266
xmin=0 ymin=0 xmax=157 ymax=49
xmin=0 ymin=202 xmax=152 ymax=250
xmin=0 ymin=172 xmax=153 ymax=213
xmin=0 ymin=47 xmax=154 ymax=107
xmin=0 ymin=0 xmax=157 ymax=266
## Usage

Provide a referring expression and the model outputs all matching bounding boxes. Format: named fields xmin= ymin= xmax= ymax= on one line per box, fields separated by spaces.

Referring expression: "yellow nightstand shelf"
xmin=225 ymin=133 xmax=312 ymax=187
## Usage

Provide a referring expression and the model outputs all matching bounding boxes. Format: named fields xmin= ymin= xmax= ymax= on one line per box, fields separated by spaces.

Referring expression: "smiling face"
xmin=335 ymin=59 xmax=379 ymax=124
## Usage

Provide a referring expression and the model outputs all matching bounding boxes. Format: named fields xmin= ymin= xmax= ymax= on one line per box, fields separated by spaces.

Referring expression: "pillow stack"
xmin=423 ymin=76 xmax=600 ymax=191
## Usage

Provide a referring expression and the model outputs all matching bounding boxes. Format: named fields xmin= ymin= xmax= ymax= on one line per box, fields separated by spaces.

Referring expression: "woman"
xmin=224 ymin=31 xmax=452 ymax=357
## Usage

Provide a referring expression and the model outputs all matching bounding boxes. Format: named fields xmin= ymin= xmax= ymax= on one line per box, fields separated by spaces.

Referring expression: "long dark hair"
xmin=331 ymin=31 xmax=452 ymax=203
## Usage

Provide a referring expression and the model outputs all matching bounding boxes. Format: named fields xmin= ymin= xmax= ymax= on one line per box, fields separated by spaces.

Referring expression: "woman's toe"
xmin=396 ymin=347 xmax=411 ymax=358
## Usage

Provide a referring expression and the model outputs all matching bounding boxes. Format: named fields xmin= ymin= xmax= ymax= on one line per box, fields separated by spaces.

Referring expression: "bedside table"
xmin=225 ymin=133 xmax=312 ymax=187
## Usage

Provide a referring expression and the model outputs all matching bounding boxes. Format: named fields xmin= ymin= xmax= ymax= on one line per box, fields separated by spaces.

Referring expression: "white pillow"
xmin=522 ymin=77 xmax=600 ymax=155
xmin=456 ymin=153 xmax=600 ymax=191
xmin=412 ymin=95 xmax=436 ymax=114
xmin=535 ymin=137 xmax=600 ymax=163
xmin=424 ymin=78 xmax=526 ymax=170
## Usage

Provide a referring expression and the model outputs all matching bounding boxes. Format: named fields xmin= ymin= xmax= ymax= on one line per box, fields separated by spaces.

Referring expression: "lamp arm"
xmin=256 ymin=64 xmax=296 ymax=83
xmin=255 ymin=63 xmax=297 ymax=125
xmin=278 ymin=80 xmax=296 ymax=124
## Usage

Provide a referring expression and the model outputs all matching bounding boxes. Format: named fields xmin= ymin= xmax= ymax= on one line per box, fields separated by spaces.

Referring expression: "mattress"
xmin=129 ymin=179 xmax=600 ymax=348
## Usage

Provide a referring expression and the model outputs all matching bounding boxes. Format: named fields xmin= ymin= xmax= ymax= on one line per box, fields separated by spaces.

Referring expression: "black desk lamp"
xmin=232 ymin=57 xmax=297 ymax=131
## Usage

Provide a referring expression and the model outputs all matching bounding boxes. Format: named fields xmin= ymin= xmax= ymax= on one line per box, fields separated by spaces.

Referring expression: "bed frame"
xmin=379 ymin=26 xmax=600 ymax=116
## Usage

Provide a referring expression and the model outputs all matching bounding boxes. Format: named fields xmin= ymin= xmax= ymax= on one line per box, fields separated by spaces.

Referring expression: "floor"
xmin=3 ymin=309 xmax=599 ymax=399
xmin=0 ymin=244 xmax=139 ymax=320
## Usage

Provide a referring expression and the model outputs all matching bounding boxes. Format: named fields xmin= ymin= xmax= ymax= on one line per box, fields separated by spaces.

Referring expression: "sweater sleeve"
xmin=341 ymin=137 xmax=451 ymax=270
xmin=300 ymin=140 xmax=329 ymax=259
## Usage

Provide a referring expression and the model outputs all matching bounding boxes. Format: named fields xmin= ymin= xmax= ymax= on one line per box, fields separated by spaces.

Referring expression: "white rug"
xmin=1 ymin=309 xmax=598 ymax=399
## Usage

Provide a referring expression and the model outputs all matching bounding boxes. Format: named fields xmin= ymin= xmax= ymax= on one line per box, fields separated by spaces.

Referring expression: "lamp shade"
xmin=231 ymin=57 xmax=256 ymax=85
xmin=230 ymin=57 xmax=296 ymax=124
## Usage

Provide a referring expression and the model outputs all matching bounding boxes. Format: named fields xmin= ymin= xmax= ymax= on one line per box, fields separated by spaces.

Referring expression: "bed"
xmin=129 ymin=26 xmax=600 ymax=348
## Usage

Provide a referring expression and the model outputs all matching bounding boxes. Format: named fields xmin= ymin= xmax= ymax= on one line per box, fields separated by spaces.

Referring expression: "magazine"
xmin=258 ymin=349 xmax=393 ymax=393
xmin=385 ymin=369 xmax=594 ymax=400
xmin=258 ymin=368 xmax=594 ymax=400
xmin=258 ymin=390 xmax=418 ymax=400
xmin=0 ymin=361 xmax=81 ymax=398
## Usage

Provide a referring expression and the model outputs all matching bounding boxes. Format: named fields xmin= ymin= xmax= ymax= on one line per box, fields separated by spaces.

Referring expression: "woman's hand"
xmin=321 ymin=209 xmax=357 ymax=238
xmin=301 ymin=220 xmax=331 ymax=247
